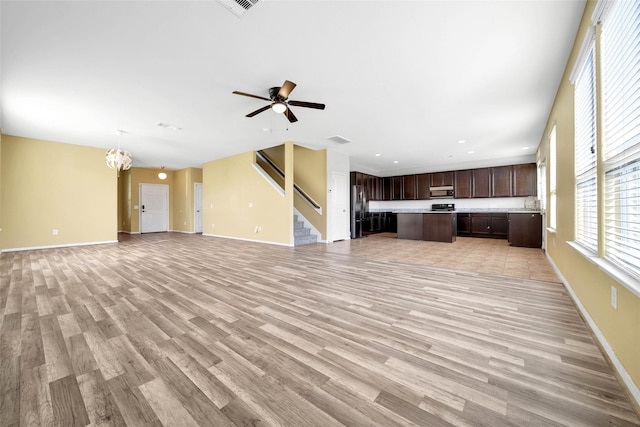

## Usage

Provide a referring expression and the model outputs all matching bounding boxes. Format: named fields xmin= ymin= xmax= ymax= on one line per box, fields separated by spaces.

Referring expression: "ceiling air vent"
xmin=216 ymin=0 xmax=260 ymax=17
xmin=327 ymin=135 xmax=352 ymax=144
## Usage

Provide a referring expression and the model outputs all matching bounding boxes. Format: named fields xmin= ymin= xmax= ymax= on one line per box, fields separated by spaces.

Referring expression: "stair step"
xmin=294 ymin=234 xmax=317 ymax=246
xmin=293 ymin=214 xmax=317 ymax=246
xmin=294 ymin=227 xmax=311 ymax=237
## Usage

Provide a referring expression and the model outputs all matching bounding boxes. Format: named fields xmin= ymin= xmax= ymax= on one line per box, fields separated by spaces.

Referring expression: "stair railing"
xmin=256 ymin=150 xmax=321 ymax=211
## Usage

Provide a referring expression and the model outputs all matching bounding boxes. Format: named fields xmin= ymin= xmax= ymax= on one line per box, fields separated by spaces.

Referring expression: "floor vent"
xmin=216 ymin=0 xmax=260 ymax=17
xmin=327 ymin=135 xmax=352 ymax=144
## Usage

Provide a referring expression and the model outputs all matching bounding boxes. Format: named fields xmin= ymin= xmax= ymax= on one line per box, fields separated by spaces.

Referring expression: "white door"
xmin=194 ymin=183 xmax=203 ymax=233
xmin=140 ymin=184 xmax=169 ymax=233
xmin=331 ymin=172 xmax=350 ymax=241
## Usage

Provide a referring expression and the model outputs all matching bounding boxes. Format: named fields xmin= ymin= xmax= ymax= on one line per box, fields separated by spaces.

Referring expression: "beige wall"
xmin=0 ymin=132 xmax=3 ymax=250
xmin=539 ymin=0 xmax=639 ymax=401
xmin=203 ymin=145 xmax=294 ymax=245
xmin=119 ymin=167 xmax=174 ymax=233
xmin=293 ymin=145 xmax=327 ymax=239
xmin=262 ymin=144 xmax=327 ymax=239
xmin=0 ymin=135 xmax=117 ymax=249
xmin=172 ymin=167 xmax=203 ymax=233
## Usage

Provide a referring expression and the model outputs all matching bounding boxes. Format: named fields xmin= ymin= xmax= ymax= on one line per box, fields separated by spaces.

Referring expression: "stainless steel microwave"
xmin=430 ymin=186 xmax=454 ymax=198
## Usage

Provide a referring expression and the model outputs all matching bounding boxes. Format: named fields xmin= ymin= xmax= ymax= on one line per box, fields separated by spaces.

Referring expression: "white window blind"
xmin=574 ymin=45 xmax=598 ymax=252
xmin=602 ymin=0 xmax=640 ymax=279
xmin=538 ymin=163 xmax=546 ymax=211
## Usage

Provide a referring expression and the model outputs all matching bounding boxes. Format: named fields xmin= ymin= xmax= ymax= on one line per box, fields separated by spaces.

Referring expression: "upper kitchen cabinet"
xmin=491 ymin=166 xmax=512 ymax=198
xmin=403 ymin=175 xmax=416 ymax=200
xmin=416 ymin=173 xmax=431 ymax=199
xmin=430 ymin=171 xmax=454 ymax=187
xmin=392 ymin=176 xmax=403 ymax=200
xmin=513 ymin=163 xmax=537 ymax=197
xmin=454 ymin=170 xmax=472 ymax=198
xmin=472 ymin=168 xmax=491 ymax=198
xmin=382 ymin=177 xmax=392 ymax=200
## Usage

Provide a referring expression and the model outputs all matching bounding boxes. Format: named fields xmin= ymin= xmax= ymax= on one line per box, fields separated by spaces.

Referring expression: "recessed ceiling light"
xmin=467 ymin=150 xmax=475 ymax=154
xmin=375 ymin=153 xmax=381 ymax=157
xmin=393 ymin=160 xmax=399 ymax=164
xmin=157 ymin=123 xmax=182 ymax=131
xmin=522 ymin=146 xmax=529 ymax=150
xmin=458 ymin=140 xmax=466 ymax=144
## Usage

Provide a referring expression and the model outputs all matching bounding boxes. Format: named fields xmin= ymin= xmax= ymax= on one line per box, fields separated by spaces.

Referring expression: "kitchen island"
xmin=397 ymin=212 xmax=457 ymax=243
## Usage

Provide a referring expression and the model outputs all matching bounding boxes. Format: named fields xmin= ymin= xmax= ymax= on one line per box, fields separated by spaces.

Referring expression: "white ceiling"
xmin=1 ymin=0 xmax=585 ymax=176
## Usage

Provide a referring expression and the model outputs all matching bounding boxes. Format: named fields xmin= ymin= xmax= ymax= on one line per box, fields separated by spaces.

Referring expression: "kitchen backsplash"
xmin=369 ymin=196 xmax=539 ymax=212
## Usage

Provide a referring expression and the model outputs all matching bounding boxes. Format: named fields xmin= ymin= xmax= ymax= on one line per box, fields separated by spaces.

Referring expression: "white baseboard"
xmin=546 ymin=253 xmax=640 ymax=409
xmin=118 ymin=231 xmax=140 ymax=235
xmin=202 ymin=233 xmax=294 ymax=247
xmin=169 ymin=230 xmax=196 ymax=234
xmin=2 ymin=240 xmax=118 ymax=253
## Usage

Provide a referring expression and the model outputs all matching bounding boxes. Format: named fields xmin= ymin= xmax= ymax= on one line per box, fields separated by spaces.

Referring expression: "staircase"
xmin=294 ymin=214 xmax=318 ymax=246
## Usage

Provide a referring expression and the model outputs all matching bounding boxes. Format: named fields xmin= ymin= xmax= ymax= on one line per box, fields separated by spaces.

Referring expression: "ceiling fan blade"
xmin=284 ymin=107 xmax=298 ymax=123
xmin=233 ymin=91 xmax=271 ymax=102
xmin=278 ymin=80 xmax=296 ymax=99
xmin=288 ymin=100 xmax=325 ymax=110
xmin=246 ymin=104 xmax=272 ymax=117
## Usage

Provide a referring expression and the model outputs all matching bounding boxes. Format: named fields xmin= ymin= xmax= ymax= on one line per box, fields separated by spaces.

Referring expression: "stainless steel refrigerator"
xmin=350 ymin=185 xmax=368 ymax=239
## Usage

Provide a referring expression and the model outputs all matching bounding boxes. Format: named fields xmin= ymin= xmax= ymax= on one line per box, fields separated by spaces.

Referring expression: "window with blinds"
xmin=601 ymin=0 xmax=640 ymax=279
xmin=538 ymin=163 xmax=546 ymax=211
xmin=574 ymin=45 xmax=598 ymax=252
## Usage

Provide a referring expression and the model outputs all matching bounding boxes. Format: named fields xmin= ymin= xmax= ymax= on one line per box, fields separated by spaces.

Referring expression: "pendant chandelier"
xmin=106 ymin=130 xmax=132 ymax=175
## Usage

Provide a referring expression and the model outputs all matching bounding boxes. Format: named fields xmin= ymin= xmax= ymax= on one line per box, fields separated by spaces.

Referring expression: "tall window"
xmin=538 ymin=162 xmax=547 ymax=211
xmin=574 ymin=43 xmax=598 ymax=252
xmin=601 ymin=0 xmax=640 ymax=279
xmin=549 ymin=126 xmax=557 ymax=230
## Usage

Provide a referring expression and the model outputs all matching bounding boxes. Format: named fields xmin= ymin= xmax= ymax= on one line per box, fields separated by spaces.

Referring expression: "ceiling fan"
xmin=232 ymin=80 xmax=325 ymax=123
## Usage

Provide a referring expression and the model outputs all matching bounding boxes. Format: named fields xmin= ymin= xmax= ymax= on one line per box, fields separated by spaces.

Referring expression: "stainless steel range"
xmin=431 ymin=203 xmax=455 ymax=211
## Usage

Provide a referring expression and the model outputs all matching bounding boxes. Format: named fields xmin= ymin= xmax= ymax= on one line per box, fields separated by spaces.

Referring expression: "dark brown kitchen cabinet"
xmin=467 ymin=213 xmax=508 ymax=239
xmin=382 ymin=177 xmax=392 ymax=200
xmin=509 ymin=213 xmax=542 ymax=247
xmin=392 ymin=176 xmax=403 ymax=200
xmin=376 ymin=176 xmax=382 ymax=200
xmin=490 ymin=213 xmax=509 ymax=238
xmin=457 ymin=213 xmax=471 ymax=236
xmin=397 ymin=213 xmax=423 ymax=240
xmin=454 ymin=170 xmax=472 ymax=198
xmin=472 ymin=168 xmax=491 ymax=198
xmin=513 ymin=163 xmax=537 ymax=197
xmin=491 ymin=166 xmax=512 ymax=197
xmin=416 ymin=173 xmax=431 ymax=199
xmin=423 ymin=213 xmax=457 ymax=243
xmin=430 ymin=171 xmax=454 ymax=187
xmin=403 ymin=175 xmax=416 ymax=200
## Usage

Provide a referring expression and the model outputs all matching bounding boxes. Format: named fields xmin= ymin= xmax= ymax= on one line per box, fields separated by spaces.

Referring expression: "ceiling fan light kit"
xmin=233 ymin=80 xmax=325 ymax=123
xmin=271 ymin=102 xmax=287 ymax=114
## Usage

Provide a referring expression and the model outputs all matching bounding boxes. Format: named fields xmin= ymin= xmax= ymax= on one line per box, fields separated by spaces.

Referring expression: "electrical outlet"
xmin=249 ymin=202 xmax=253 ymax=208
xmin=611 ymin=286 xmax=617 ymax=309
xmin=52 ymin=229 xmax=59 ymax=236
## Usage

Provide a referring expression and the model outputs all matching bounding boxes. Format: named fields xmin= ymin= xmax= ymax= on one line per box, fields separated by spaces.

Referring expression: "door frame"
xmin=330 ymin=171 xmax=350 ymax=242
xmin=139 ymin=183 xmax=169 ymax=233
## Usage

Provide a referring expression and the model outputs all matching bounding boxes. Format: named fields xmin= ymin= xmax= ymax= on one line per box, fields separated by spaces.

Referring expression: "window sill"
xmin=546 ymin=227 xmax=556 ymax=234
xmin=567 ymin=241 xmax=640 ymax=298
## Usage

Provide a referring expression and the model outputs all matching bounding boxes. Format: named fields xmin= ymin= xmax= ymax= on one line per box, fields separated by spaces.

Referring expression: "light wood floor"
xmin=1 ymin=232 xmax=638 ymax=426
